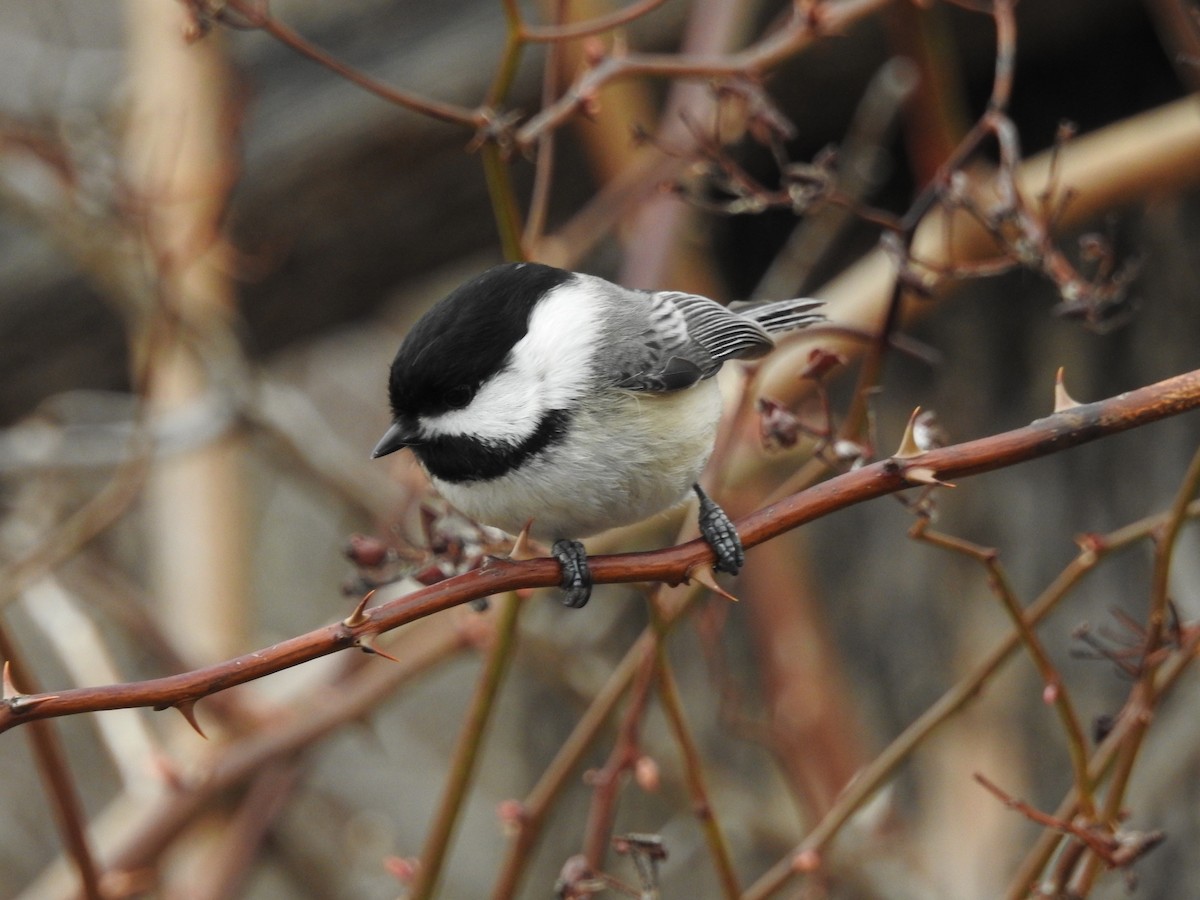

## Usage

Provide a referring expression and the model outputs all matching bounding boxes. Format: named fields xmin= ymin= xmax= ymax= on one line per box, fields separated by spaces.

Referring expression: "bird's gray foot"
xmin=551 ymin=539 xmax=592 ymax=608
xmin=694 ymin=484 xmax=745 ymax=575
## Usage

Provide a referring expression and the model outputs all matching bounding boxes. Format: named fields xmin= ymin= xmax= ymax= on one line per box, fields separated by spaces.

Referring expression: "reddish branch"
xmin=2 ymin=367 xmax=1200 ymax=734
xmin=516 ymin=0 xmax=673 ymax=42
xmin=183 ymin=0 xmax=893 ymax=151
xmin=974 ymin=773 xmax=1165 ymax=871
xmin=514 ymin=0 xmax=892 ymax=147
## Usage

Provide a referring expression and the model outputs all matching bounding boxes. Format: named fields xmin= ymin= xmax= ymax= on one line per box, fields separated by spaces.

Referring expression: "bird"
xmin=372 ymin=262 xmax=824 ymax=607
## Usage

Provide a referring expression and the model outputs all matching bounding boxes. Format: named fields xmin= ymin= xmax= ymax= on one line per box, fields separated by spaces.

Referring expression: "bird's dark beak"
xmin=372 ymin=421 xmax=420 ymax=459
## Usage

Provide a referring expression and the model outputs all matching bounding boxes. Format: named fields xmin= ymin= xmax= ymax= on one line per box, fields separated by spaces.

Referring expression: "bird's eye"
xmin=445 ymin=385 xmax=472 ymax=409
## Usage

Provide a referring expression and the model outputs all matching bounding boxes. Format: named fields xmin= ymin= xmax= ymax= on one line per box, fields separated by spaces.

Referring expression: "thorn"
xmin=1 ymin=663 xmax=60 ymax=712
xmin=903 ymin=466 xmax=956 ymax=487
xmin=2 ymin=661 xmax=16 ymax=700
xmin=174 ymin=700 xmax=207 ymax=739
xmin=6 ymin=694 xmax=61 ymax=713
xmin=1054 ymin=367 xmax=1081 ymax=412
xmin=509 ymin=520 xmax=536 ymax=560
xmin=688 ymin=565 xmax=740 ymax=602
xmin=893 ymin=407 xmax=924 ymax=458
xmin=343 ymin=588 xmax=376 ymax=628
xmin=355 ymin=632 xmax=401 ymax=663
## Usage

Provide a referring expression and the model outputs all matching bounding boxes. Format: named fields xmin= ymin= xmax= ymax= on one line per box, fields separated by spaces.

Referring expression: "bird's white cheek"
xmin=419 ymin=283 xmax=602 ymax=444
xmin=421 ymin=369 xmax=545 ymax=443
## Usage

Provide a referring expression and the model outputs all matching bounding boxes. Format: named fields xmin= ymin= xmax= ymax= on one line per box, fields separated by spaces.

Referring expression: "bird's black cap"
xmin=385 ymin=262 xmax=573 ymax=422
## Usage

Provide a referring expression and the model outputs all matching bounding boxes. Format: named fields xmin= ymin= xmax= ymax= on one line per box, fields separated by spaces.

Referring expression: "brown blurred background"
xmin=1 ymin=1 xmax=1199 ymax=898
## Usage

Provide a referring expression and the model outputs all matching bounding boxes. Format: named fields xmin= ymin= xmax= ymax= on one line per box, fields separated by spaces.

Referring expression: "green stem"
xmin=479 ymin=2 xmax=526 ymax=260
xmin=491 ymin=580 xmax=710 ymax=898
xmin=410 ymin=593 xmax=523 ymax=899
xmin=654 ymin=640 xmax=741 ymax=898
xmin=488 ymin=25 xmax=524 ymax=109
xmin=481 ymin=143 xmax=526 ymax=262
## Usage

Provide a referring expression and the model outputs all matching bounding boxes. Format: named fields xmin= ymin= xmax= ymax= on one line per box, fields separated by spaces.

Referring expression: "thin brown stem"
xmin=1064 ymin=443 xmax=1200 ymax=894
xmin=581 ymin=647 xmax=659 ymax=868
xmin=101 ymin=616 xmax=466 ymax=877
xmin=520 ymin=0 xmax=673 ymax=41
xmin=515 ymin=0 xmax=894 ymax=147
xmin=220 ymin=0 xmax=484 ymax=128
xmin=742 ymin=499 xmax=1200 ymax=900
xmin=911 ymin=522 xmax=1097 ymax=820
xmin=523 ymin=0 xmax=568 ymax=250
xmin=490 ymin=630 xmax=651 ymax=899
xmin=1005 ymin=622 xmax=1200 ymax=897
xmin=491 ymin=575 xmax=710 ymax=898
xmin=0 ymin=630 xmax=102 ymax=900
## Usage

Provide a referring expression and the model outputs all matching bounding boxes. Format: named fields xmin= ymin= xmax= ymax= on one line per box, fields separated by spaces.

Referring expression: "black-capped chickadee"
xmin=373 ymin=263 xmax=823 ymax=607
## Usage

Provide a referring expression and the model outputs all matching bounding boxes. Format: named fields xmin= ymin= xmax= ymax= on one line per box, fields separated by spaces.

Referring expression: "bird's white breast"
xmin=432 ymin=379 xmax=724 ymax=540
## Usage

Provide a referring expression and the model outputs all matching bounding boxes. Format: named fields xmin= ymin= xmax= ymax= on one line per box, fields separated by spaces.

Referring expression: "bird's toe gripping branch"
xmin=551 ymin=539 xmax=593 ymax=608
xmin=693 ymin=484 xmax=745 ymax=575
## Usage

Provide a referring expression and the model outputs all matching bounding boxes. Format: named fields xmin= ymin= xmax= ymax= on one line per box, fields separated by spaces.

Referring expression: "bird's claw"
xmin=552 ymin=539 xmax=592 ymax=608
xmin=694 ymin=485 xmax=744 ymax=575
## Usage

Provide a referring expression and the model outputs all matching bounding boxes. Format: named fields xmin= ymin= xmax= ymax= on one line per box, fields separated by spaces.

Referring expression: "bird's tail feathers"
xmin=736 ymin=298 xmax=825 ymax=335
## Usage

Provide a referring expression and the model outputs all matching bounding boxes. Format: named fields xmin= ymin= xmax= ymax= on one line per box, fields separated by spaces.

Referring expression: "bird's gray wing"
xmin=612 ymin=291 xmax=775 ymax=393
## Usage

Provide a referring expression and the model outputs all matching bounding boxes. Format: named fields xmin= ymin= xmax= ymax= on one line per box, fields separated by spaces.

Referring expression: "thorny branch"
xmin=3 ymin=367 xmax=1200 ymax=734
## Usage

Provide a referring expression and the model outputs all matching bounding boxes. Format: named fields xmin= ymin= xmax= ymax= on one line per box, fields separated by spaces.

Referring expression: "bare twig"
xmin=519 ymin=0 xmax=673 ymax=42
xmin=1063 ymin=443 xmax=1200 ymax=894
xmin=210 ymin=0 xmax=485 ymax=129
xmin=522 ymin=0 xmax=568 ymax=250
xmin=490 ymin=628 xmax=652 ymax=898
xmin=0 ymin=633 xmax=102 ymax=900
xmin=910 ymin=522 xmax=1097 ymax=820
xmin=92 ymin=616 xmax=467 ymax=885
xmin=742 ymin=498 xmax=1200 ymax=900
xmin=975 ymin=773 xmax=1163 ymax=871
xmin=491 ymin=569 xmax=714 ymax=898
xmin=515 ymin=0 xmax=895 ymax=147
xmin=1004 ymin=621 xmax=1200 ymax=897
